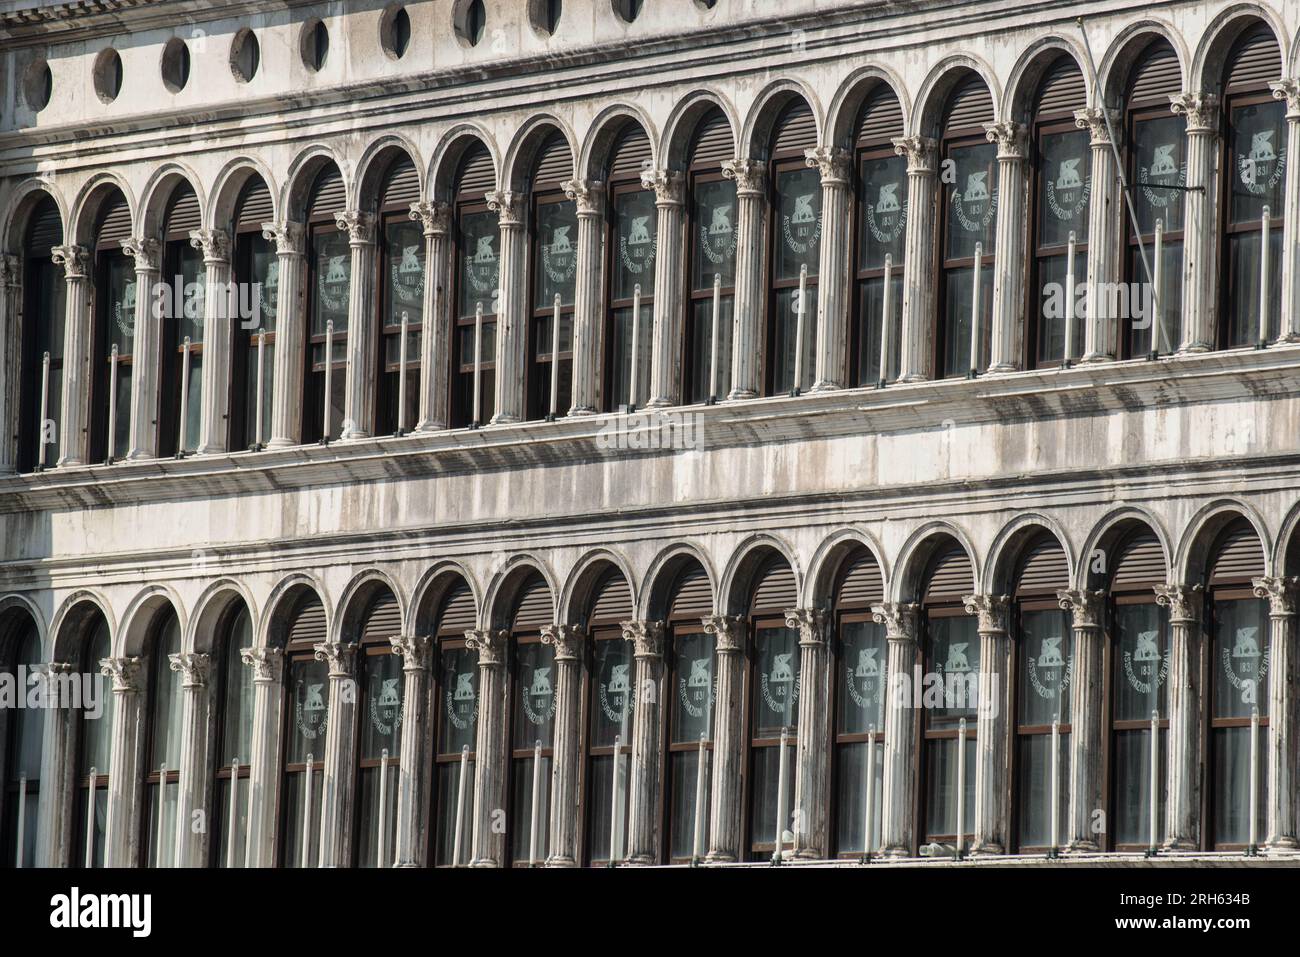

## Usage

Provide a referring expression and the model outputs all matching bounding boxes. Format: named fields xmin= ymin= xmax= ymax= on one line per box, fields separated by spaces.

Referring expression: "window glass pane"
xmin=751 ymin=626 xmax=800 ymax=737
xmin=944 ymin=142 xmax=998 ymax=259
xmin=311 ymin=230 xmax=350 ymax=334
xmin=687 ymin=296 xmax=733 ymax=403
xmin=924 ymin=615 xmax=981 ymax=729
xmin=150 ymin=616 xmax=184 ymax=770
xmin=691 ymin=178 xmax=737 ymax=289
xmin=585 ymin=752 xmax=631 ymax=864
xmin=12 ymin=630 xmax=44 ymax=780
xmin=280 ymin=767 xmax=323 ymax=868
xmin=613 ymin=189 xmax=657 ymax=300
xmin=214 ymin=775 xmax=249 ymax=868
xmin=360 ymin=650 xmax=404 ymax=759
xmin=774 ymin=166 xmax=822 ymax=281
xmin=34 ymin=260 xmax=65 ymax=465
xmin=80 ymin=624 xmax=113 ymax=776
xmin=247 ymin=233 xmax=278 ymax=332
xmin=459 ymin=209 xmax=500 ymax=318
xmin=589 ymin=637 xmax=634 ymax=748
xmin=104 ymin=254 xmax=136 ymax=356
xmin=671 ymin=631 xmax=715 ymax=743
xmin=1038 ymin=128 xmax=1091 ymax=246
xmin=437 ymin=645 xmax=479 ymax=755
xmin=286 ymin=656 xmax=331 ymax=764
xmin=1112 ymin=728 xmax=1165 ymax=846
xmin=837 ymin=619 xmax=887 ymax=735
xmin=855 ymin=276 xmax=902 ymax=386
xmin=174 ymin=242 xmax=205 ymax=345
xmin=1128 ymin=242 xmax=1182 ymax=355
xmin=434 ymin=759 xmax=474 ymax=865
xmin=1035 ymin=252 xmax=1086 ymax=364
xmin=1017 ymin=607 xmax=1073 ymax=726
xmin=1229 ymin=100 xmax=1286 ymax=224
xmin=834 ymin=739 xmax=884 ymax=854
xmin=1212 ymin=597 xmax=1268 ymax=719
xmin=1112 ymin=602 xmax=1170 ymax=721
xmin=858 ymin=153 xmax=908 ymax=270
xmin=534 ymin=199 xmax=578 ymax=308
xmin=1015 ymin=732 xmax=1069 ymax=848
xmin=510 ymin=754 xmax=551 ymax=863
xmin=770 ymin=286 xmax=817 ymax=393
xmin=242 ymin=340 xmax=274 ymax=447
xmin=145 ymin=778 xmax=180 ymax=867
xmin=355 ymin=762 xmax=398 ymax=867
xmin=924 ymin=735 xmax=976 ymax=841
xmin=1226 ymin=231 xmax=1283 ymax=347
xmin=608 ymin=303 xmax=652 ymax=408
xmin=1212 ymin=726 xmax=1265 ymax=846
xmin=668 ymin=749 xmax=710 ymax=860
xmin=1132 ymin=115 xmax=1186 ymax=233
xmin=385 ymin=219 xmax=425 ymax=328
xmin=220 ymin=611 xmax=254 ymax=765
xmin=941 ymin=265 xmax=993 ymax=378
xmin=178 ymin=353 xmax=202 ymax=454
xmin=749 ymin=742 xmax=796 ymax=851
xmin=512 ymin=642 xmax=557 ymax=750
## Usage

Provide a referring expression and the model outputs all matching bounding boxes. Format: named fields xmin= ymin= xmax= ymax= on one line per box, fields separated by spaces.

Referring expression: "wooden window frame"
xmin=158 ymin=231 xmax=205 ymax=457
xmin=526 ymin=187 xmax=575 ymax=422
xmin=209 ymin=604 xmax=252 ymax=867
xmin=374 ymin=204 xmax=423 ymax=436
xmin=659 ymin=618 xmax=714 ymax=865
xmin=230 ymin=222 xmax=277 ymax=451
xmin=89 ymin=243 xmax=132 ymax=464
xmin=17 ymin=251 xmax=64 ymax=472
xmin=580 ymin=622 xmax=632 ymax=866
xmin=602 ymin=177 xmax=656 ymax=412
xmin=764 ymin=152 xmax=820 ymax=397
xmin=506 ymin=629 xmax=554 ymax=867
xmin=429 ymin=634 xmax=477 ymax=867
xmin=74 ymin=621 xmax=112 ymax=868
xmin=302 ymin=213 xmax=349 ymax=444
xmin=682 ymin=165 xmax=735 ymax=404
xmin=449 ymin=196 xmax=497 ymax=429
xmin=849 ymin=142 xmax=905 ymax=387
xmin=828 ymin=607 xmax=884 ymax=859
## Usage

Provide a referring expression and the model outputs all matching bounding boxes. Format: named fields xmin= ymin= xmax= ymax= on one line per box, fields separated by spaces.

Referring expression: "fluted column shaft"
xmin=1270 ymin=81 xmax=1300 ymax=341
xmin=1253 ymin=577 xmax=1299 ymax=848
xmin=541 ymin=624 xmax=584 ymax=866
xmin=169 ymin=652 xmax=212 ymax=867
xmin=51 ymin=245 xmax=90 ymax=466
xmin=240 ymin=646 xmax=284 ymax=867
xmin=36 ymin=662 xmax=76 ymax=866
xmin=644 ymin=170 xmax=685 ymax=408
xmin=390 ymin=635 xmax=434 ymax=867
xmin=787 ymin=608 xmax=829 ymax=858
xmin=623 ymin=620 xmax=665 ymax=865
xmin=563 ymin=180 xmax=604 ymax=415
xmin=722 ymin=160 xmax=766 ymax=400
xmin=984 ymin=123 xmax=1028 ymax=373
xmin=965 ymin=594 xmax=1011 ymax=855
xmin=410 ymin=202 xmax=452 ymax=431
xmin=873 ymin=603 xmax=918 ymax=856
xmin=1058 ymin=589 xmax=1106 ymax=851
xmin=487 ymin=191 xmax=526 ymax=424
xmin=704 ymin=615 xmax=745 ymax=861
xmin=263 ymin=223 xmax=305 ymax=448
xmin=892 ymin=138 xmax=937 ymax=381
xmin=467 ymin=628 xmax=508 ymax=867
xmin=805 ymin=148 xmax=851 ymax=392
xmin=1155 ymin=584 xmax=1202 ymax=849
xmin=0 ymin=255 xmax=18 ymax=473
xmin=101 ymin=656 xmax=146 ymax=867
xmin=1171 ymin=94 xmax=1219 ymax=353
xmin=336 ymin=211 xmax=376 ymax=440
xmin=1075 ymin=109 xmax=1121 ymax=362
xmin=314 ymin=639 xmax=358 ymax=867
xmin=190 ymin=230 xmax=233 ymax=454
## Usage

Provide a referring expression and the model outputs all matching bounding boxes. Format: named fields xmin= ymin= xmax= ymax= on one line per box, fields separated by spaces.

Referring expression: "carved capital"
xmin=168 ymin=652 xmax=211 ymax=689
xmin=465 ymin=628 xmax=508 ymax=666
xmin=189 ymin=228 xmax=230 ymax=263
xmin=1269 ymin=79 xmax=1300 ymax=119
xmin=389 ymin=634 xmax=434 ymax=671
xmin=804 ymin=146 xmax=851 ymax=186
xmin=1169 ymin=92 xmax=1219 ymax=133
xmin=1057 ymin=589 xmax=1105 ymax=630
xmin=261 ymin=221 xmax=306 ymax=256
xmin=541 ymin=623 xmax=586 ymax=661
xmin=640 ymin=168 xmax=685 ymax=205
xmin=121 ymin=236 xmax=162 ymax=272
xmin=701 ymin=614 xmax=745 ymax=653
xmin=562 ymin=178 xmax=605 ymax=216
xmin=1153 ymin=583 xmax=1203 ymax=623
xmin=784 ymin=607 xmax=828 ymax=645
xmin=871 ymin=602 xmax=919 ymax=643
xmin=1253 ymin=576 xmax=1300 ymax=618
xmin=621 ymin=619 xmax=665 ymax=659
xmin=313 ymin=639 xmax=359 ymax=678
xmin=409 ymin=200 xmax=452 ymax=236
xmin=962 ymin=593 xmax=1010 ymax=634
xmin=240 ymin=645 xmax=285 ymax=683
xmin=334 ymin=210 xmax=376 ymax=245
xmin=892 ymin=136 xmax=937 ymax=175
xmin=99 ymin=655 xmax=145 ymax=694
xmin=51 ymin=244 xmax=89 ymax=279
xmin=983 ymin=121 xmax=1027 ymax=160
xmin=721 ymin=157 xmax=766 ymax=195
xmin=1073 ymin=107 xmax=1118 ymax=146
xmin=485 ymin=190 xmax=525 ymax=227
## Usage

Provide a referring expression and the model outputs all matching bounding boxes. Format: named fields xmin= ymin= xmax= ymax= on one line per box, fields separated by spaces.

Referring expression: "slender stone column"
xmin=562 ymin=179 xmax=604 ymax=415
xmin=409 ymin=202 xmax=452 ymax=431
xmin=643 ymin=169 xmax=686 ymax=408
xmin=0 ymin=254 xmax=19 ymax=473
xmin=963 ymin=593 xmax=1011 ymax=855
xmin=119 ymin=237 xmax=162 ymax=460
xmin=1270 ymin=81 xmax=1300 ymax=342
xmin=486 ymin=191 xmax=526 ymax=424
xmin=1154 ymin=583 xmax=1203 ymax=850
xmin=891 ymin=138 xmax=938 ymax=381
xmin=188 ymin=229 xmax=234 ymax=454
xmin=542 ymin=624 xmax=585 ymax=866
xmin=240 ymin=645 xmax=284 ymax=867
xmin=313 ymin=639 xmax=359 ymax=867
xmin=1252 ymin=576 xmax=1299 ymax=849
xmin=100 ymin=655 xmax=146 ymax=867
xmin=51 ymin=245 xmax=89 ymax=466
xmin=721 ymin=159 xmax=766 ymax=400
xmin=262 ymin=222 xmax=306 ymax=448
xmin=703 ymin=614 xmax=745 ymax=862
xmin=168 ymin=652 xmax=212 ymax=867
xmin=786 ymin=607 xmax=829 ymax=858
xmin=1074 ymin=108 xmax=1121 ymax=362
xmin=983 ymin=122 xmax=1029 ymax=373
xmin=389 ymin=634 xmax=434 ymax=867
xmin=805 ymin=147 xmax=851 ymax=392
xmin=622 ymin=619 xmax=665 ymax=865
xmin=1057 ymin=588 xmax=1105 ymax=851
xmin=334 ymin=211 xmax=377 ymax=440
xmin=466 ymin=628 xmax=509 ymax=867
xmin=1170 ymin=93 xmax=1219 ymax=353
xmin=872 ymin=602 xmax=919 ymax=856
xmin=36 ymin=662 xmax=77 ymax=867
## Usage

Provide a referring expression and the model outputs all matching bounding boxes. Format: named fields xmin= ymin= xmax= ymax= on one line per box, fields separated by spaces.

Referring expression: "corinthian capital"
xmin=409 ymin=200 xmax=452 ymax=236
xmin=51 ymin=244 xmax=89 ymax=279
xmin=1057 ymin=589 xmax=1104 ymax=629
xmin=334 ymin=210 xmax=375 ymax=245
xmin=485 ymin=190 xmax=525 ymax=227
xmin=168 ymin=652 xmax=211 ymax=689
xmin=189 ymin=228 xmax=230 ymax=263
xmin=1073 ymin=107 xmax=1119 ymax=146
xmin=240 ymin=645 xmax=285 ymax=683
xmin=562 ymin=178 xmax=605 ymax=215
xmin=261 ymin=221 xmax=305 ymax=256
xmin=121 ymin=236 xmax=162 ymax=272
xmin=100 ymin=655 xmax=145 ymax=694
xmin=313 ymin=639 xmax=359 ymax=677
xmin=784 ymin=607 xmax=828 ymax=645
xmin=640 ymin=168 xmax=685 ymax=205
xmin=1270 ymin=79 xmax=1300 ymax=119
xmin=721 ymin=157 xmax=766 ymax=194
xmin=621 ymin=619 xmax=665 ymax=658
xmin=892 ymin=136 xmax=937 ymax=174
xmin=1153 ymin=583 xmax=1203 ymax=623
xmin=1253 ymin=576 xmax=1300 ymax=618
xmin=1169 ymin=92 xmax=1219 ymax=133
xmin=983 ymin=121 xmax=1027 ymax=160
xmin=390 ymin=634 xmax=434 ymax=671
xmin=804 ymin=146 xmax=851 ymax=186
xmin=701 ymin=614 xmax=745 ymax=652
xmin=962 ymin=594 xmax=1010 ymax=634
xmin=871 ymin=602 xmax=919 ymax=643
xmin=541 ymin=623 xmax=586 ymax=661
xmin=465 ymin=628 xmax=508 ymax=665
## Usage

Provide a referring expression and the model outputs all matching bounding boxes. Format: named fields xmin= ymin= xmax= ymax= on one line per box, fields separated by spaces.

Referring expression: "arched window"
xmin=449 ymin=145 xmax=498 ymax=428
xmin=1204 ymin=520 xmax=1267 ymax=849
xmin=74 ymin=614 xmax=113 ymax=867
xmin=507 ymin=574 xmax=556 ymax=866
xmin=581 ymin=570 xmax=633 ymax=865
xmin=683 ymin=109 xmax=736 ymax=403
xmin=1028 ymin=57 xmax=1090 ymax=367
xmin=159 ymin=185 xmax=204 ymax=457
xmin=430 ymin=581 xmax=479 ymax=866
xmin=375 ymin=157 xmax=424 ymax=435
xmin=90 ymin=192 xmax=134 ymax=463
xmin=278 ymin=592 xmax=328 ymax=867
xmin=743 ymin=555 xmax=799 ymax=859
xmin=935 ymin=76 xmax=996 ymax=379
xmin=851 ymin=86 xmax=906 ymax=387
xmin=212 ymin=602 xmax=253 ymax=867
xmin=767 ymin=101 xmax=820 ymax=396
xmin=1 ymin=614 xmax=42 ymax=867
xmin=526 ymin=132 xmax=576 ymax=421
xmin=18 ymin=196 xmax=64 ymax=471
xmin=1009 ymin=535 xmax=1072 ymax=851
xmin=230 ymin=176 xmax=277 ymax=450
xmin=1219 ymin=25 xmax=1284 ymax=348
xmin=917 ymin=543 xmax=978 ymax=848
xmin=661 ymin=563 xmax=714 ymax=863
xmin=143 ymin=611 xmax=183 ymax=867
xmin=1106 ymin=531 xmax=1169 ymax=849
xmin=604 ymin=124 xmax=655 ymax=411
xmin=353 ymin=588 xmax=403 ymax=867
xmin=302 ymin=166 xmax=349 ymax=443
xmin=1123 ymin=40 xmax=1184 ymax=357
xmin=830 ymin=548 xmax=886 ymax=857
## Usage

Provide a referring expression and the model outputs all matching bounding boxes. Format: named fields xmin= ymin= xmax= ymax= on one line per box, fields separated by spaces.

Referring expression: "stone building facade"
xmin=0 ymin=0 xmax=1299 ymax=868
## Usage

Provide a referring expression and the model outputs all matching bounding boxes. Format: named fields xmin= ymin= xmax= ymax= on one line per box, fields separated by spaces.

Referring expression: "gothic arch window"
xmin=211 ymin=601 xmax=254 ymax=867
xmin=1008 ymin=535 xmax=1072 ymax=851
xmin=506 ymin=574 xmax=557 ymax=866
xmin=277 ymin=591 xmax=328 ymax=867
xmin=158 ymin=184 xmax=204 ymax=457
xmin=935 ymin=75 xmax=996 ymax=379
xmin=89 ymin=191 xmax=134 ymax=463
xmin=302 ymin=165 xmax=349 ymax=443
xmin=580 ymin=569 xmax=633 ymax=865
xmin=683 ymin=109 xmax=736 ymax=404
xmin=1 ymin=613 xmax=42 ymax=867
xmin=916 ymin=543 xmax=978 ymax=849
xmin=1123 ymin=40 xmax=1184 ymax=358
xmin=1203 ymin=520 xmax=1267 ymax=849
xmin=142 ymin=610 xmax=184 ymax=867
xmin=743 ymin=555 xmax=799 ymax=860
xmin=1218 ymin=24 xmax=1284 ymax=349
xmin=352 ymin=588 xmax=404 ymax=867
xmin=851 ymin=86 xmax=906 ymax=387
xmin=661 ymin=562 xmax=714 ymax=863
xmin=766 ymin=101 xmax=820 ymax=396
xmin=603 ymin=123 xmax=655 ymax=411
xmin=230 ymin=176 xmax=277 ymax=450
xmin=429 ymin=581 xmax=478 ymax=866
xmin=74 ymin=613 xmax=113 ymax=867
xmin=1027 ymin=57 xmax=1090 ymax=367
xmin=829 ymin=548 xmax=886 ymax=857
xmin=374 ymin=157 xmax=424 ymax=436
xmin=449 ymin=145 xmax=498 ymax=428
xmin=525 ymin=132 xmax=576 ymax=421
xmin=17 ymin=196 xmax=64 ymax=471
xmin=1105 ymin=530 xmax=1169 ymax=850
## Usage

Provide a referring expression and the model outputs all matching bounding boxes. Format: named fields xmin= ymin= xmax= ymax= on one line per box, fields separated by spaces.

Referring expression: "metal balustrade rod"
xmin=254 ymin=330 xmax=266 ymax=448
xmin=609 ymin=734 xmax=624 ymax=865
xmin=1152 ymin=220 xmax=1165 ymax=356
xmin=322 ymin=322 xmax=334 ymax=442
xmin=692 ymin=734 xmax=707 ymax=864
xmin=302 ymin=753 xmax=314 ymax=868
xmin=85 ymin=768 xmax=98 ymax=868
xmin=107 ymin=345 xmax=119 ymax=462
xmin=529 ymin=740 xmax=543 ymax=866
xmin=968 ymin=244 xmax=983 ymax=378
xmin=1248 ymin=708 xmax=1260 ymax=854
xmin=377 ymin=748 xmax=390 ymax=868
xmin=1259 ymin=206 xmax=1271 ymax=347
xmin=772 ymin=726 xmax=790 ymax=864
xmin=792 ymin=264 xmax=808 ymax=396
xmin=1064 ymin=232 xmax=1077 ymax=366
xmin=629 ymin=284 xmax=642 ymax=410
xmin=453 ymin=744 xmax=470 ymax=866
xmin=227 ymin=760 xmax=240 ymax=869
xmin=1148 ymin=711 xmax=1159 ymax=855
xmin=862 ymin=726 xmax=876 ymax=861
xmin=878 ymin=256 xmax=893 ymax=388
xmin=37 ymin=351 xmax=50 ymax=468
xmin=472 ymin=302 xmax=483 ymax=428
xmin=1050 ymin=715 xmax=1061 ymax=857
xmin=709 ymin=274 xmax=721 ymax=403
xmin=397 ymin=313 xmax=409 ymax=434
xmin=156 ymin=763 xmax=168 ymax=868
xmin=15 ymin=774 xmax=26 ymax=867
xmin=178 ymin=338 xmax=192 ymax=454
xmin=955 ymin=717 xmax=967 ymax=858
xmin=549 ymin=294 xmax=561 ymax=420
